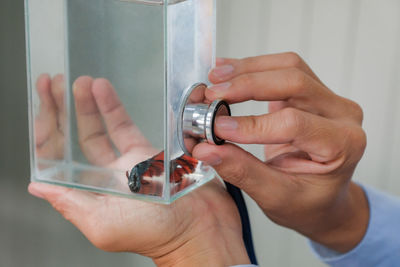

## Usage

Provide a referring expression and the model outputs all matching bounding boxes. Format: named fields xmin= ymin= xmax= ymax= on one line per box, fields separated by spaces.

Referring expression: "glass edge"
xmin=24 ymin=0 xmax=36 ymax=182
xmin=212 ymin=0 xmax=216 ymax=68
xmin=32 ymin=177 xmax=170 ymax=204
xmin=170 ymin=175 xmax=215 ymax=203
xmin=162 ymin=0 xmax=170 ymax=201
xmin=63 ymin=0 xmax=72 ymax=164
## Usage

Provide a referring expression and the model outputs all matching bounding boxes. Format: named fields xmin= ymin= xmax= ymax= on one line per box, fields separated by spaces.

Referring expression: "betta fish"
xmin=126 ymin=151 xmax=198 ymax=193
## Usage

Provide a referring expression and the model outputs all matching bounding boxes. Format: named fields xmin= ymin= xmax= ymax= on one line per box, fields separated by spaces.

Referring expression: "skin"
xmin=29 ymin=74 xmax=250 ymax=266
xmin=29 ymin=52 xmax=370 ymax=265
xmin=193 ymin=52 xmax=369 ymax=252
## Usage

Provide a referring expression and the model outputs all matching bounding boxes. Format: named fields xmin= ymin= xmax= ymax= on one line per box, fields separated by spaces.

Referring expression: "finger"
xmin=210 ymin=52 xmax=322 ymax=84
xmin=37 ymin=74 xmax=56 ymax=112
xmin=51 ymin=74 xmax=67 ymax=134
xmin=51 ymin=74 xmax=65 ymax=113
xmin=214 ymin=108 xmax=350 ymax=166
xmin=27 ymin=182 xmax=112 ymax=249
xmin=28 ymin=182 xmax=97 ymax=228
xmin=35 ymin=74 xmax=57 ymax=146
xmin=207 ymin=68 xmax=350 ymax=119
xmin=192 ymin=143 xmax=296 ymax=210
xmin=73 ymin=76 xmax=117 ymax=166
xmin=91 ymin=78 xmax=152 ymax=154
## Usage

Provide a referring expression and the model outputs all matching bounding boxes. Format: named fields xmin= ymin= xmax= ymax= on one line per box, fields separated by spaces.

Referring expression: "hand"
xmin=34 ymin=74 xmax=66 ymax=160
xmin=193 ymin=52 xmax=369 ymax=253
xmin=29 ymin=75 xmax=250 ymax=266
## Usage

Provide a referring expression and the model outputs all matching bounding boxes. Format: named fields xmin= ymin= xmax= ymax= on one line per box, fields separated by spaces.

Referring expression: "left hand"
xmin=29 ymin=75 xmax=250 ymax=266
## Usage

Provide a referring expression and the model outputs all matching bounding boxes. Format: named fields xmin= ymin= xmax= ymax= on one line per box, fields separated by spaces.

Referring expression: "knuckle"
xmin=351 ymin=126 xmax=367 ymax=154
xmin=322 ymin=142 xmax=342 ymax=160
xmin=236 ymin=57 xmax=250 ymax=72
xmin=243 ymin=115 xmax=271 ymax=141
xmin=284 ymin=52 xmax=304 ymax=68
xmin=236 ymin=73 xmax=254 ymax=90
xmin=247 ymin=115 xmax=261 ymax=131
xmin=348 ymin=100 xmax=364 ymax=123
xmin=342 ymin=125 xmax=367 ymax=162
xmin=280 ymin=107 xmax=305 ymax=132
xmin=241 ymin=55 xmax=263 ymax=70
xmin=286 ymin=68 xmax=308 ymax=95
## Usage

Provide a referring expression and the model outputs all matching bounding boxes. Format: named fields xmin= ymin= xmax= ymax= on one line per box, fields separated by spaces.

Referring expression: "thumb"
xmin=192 ymin=143 xmax=294 ymax=209
xmin=28 ymin=182 xmax=97 ymax=228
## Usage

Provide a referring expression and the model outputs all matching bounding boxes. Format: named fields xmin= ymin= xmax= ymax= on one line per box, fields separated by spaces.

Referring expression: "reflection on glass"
xmin=34 ymin=74 xmax=164 ymax=197
xmin=33 ymin=74 xmax=204 ymax=198
xmin=34 ymin=74 xmax=66 ymax=162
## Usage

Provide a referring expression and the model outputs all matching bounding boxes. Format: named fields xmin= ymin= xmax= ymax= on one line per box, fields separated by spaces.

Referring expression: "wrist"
xmin=309 ymin=182 xmax=369 ymax=253
xmin=153 ymin=225 xmax=250 ymax=267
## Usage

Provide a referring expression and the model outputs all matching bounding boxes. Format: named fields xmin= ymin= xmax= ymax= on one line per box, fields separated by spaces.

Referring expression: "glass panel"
xmin=26 ymin=0 xmax=166 ymax=201
xmin=166 ymin=0 xmax=216 ymax=200
xmin=25 ymin=0 xmax=67 ymax=184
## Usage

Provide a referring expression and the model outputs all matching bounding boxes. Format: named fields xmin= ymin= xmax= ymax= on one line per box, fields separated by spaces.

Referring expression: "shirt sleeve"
xmin=309 ymin=184 xmax=400 ymax=267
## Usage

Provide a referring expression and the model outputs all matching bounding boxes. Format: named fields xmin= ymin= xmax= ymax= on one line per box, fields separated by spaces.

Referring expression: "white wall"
xmin=217 ymin=0 xmax=400 ymax=266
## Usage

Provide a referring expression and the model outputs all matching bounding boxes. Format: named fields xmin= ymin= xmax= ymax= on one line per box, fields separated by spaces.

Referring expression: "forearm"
xmin=153 ymin=227 xmax=250 ymax=267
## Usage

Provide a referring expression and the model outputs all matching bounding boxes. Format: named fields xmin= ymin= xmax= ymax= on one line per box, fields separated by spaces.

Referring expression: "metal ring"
xmin=178 ymin=83 xmax=231 ymax=155
xmin=205 ymin=100 xmax=231 ymax=145
xmin=177 ymin=83 xmax=207 ymax=155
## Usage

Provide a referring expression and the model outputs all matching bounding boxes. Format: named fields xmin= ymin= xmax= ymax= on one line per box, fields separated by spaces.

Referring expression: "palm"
xmin=32 ymin=74 xmax=240 ymax=258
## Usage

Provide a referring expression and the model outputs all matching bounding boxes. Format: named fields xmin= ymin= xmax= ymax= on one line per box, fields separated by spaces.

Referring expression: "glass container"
xmin=25 ymin=0 xmax=216 ymax=203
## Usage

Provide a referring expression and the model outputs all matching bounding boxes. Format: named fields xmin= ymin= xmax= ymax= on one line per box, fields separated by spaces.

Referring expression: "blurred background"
xmin=1 ymin=0 xmax=399 ymax=266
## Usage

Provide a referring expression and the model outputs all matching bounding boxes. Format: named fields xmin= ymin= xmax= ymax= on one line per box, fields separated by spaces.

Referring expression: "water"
xmin=26 ymin=0 xmax=216 ymax=203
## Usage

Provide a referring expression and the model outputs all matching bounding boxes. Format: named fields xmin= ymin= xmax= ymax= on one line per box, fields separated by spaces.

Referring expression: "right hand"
xmin=193 ymin=52 xmax=369 ymax=253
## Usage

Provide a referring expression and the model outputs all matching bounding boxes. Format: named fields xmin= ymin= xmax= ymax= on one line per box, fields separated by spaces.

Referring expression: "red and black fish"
xmin=126 ymin=151 xmax=198 ymax=193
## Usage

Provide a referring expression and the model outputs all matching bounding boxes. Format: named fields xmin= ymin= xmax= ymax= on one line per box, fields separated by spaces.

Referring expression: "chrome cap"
xmin=178 ymin=83 xmax=231 ymax=155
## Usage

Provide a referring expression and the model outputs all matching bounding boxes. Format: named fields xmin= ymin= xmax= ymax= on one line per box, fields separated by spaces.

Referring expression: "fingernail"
xmin=201 ymin=153 xmax=223 ymax=166
xmin=216 ymin=116 xmax=238 ymax=131
xmin=208 ymin=82 xmax=231 ymax=93
xmin=211 ymin=65 xmax=234 ymax=79
xmin=28 ymin=185 xmax=45 ymax=200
